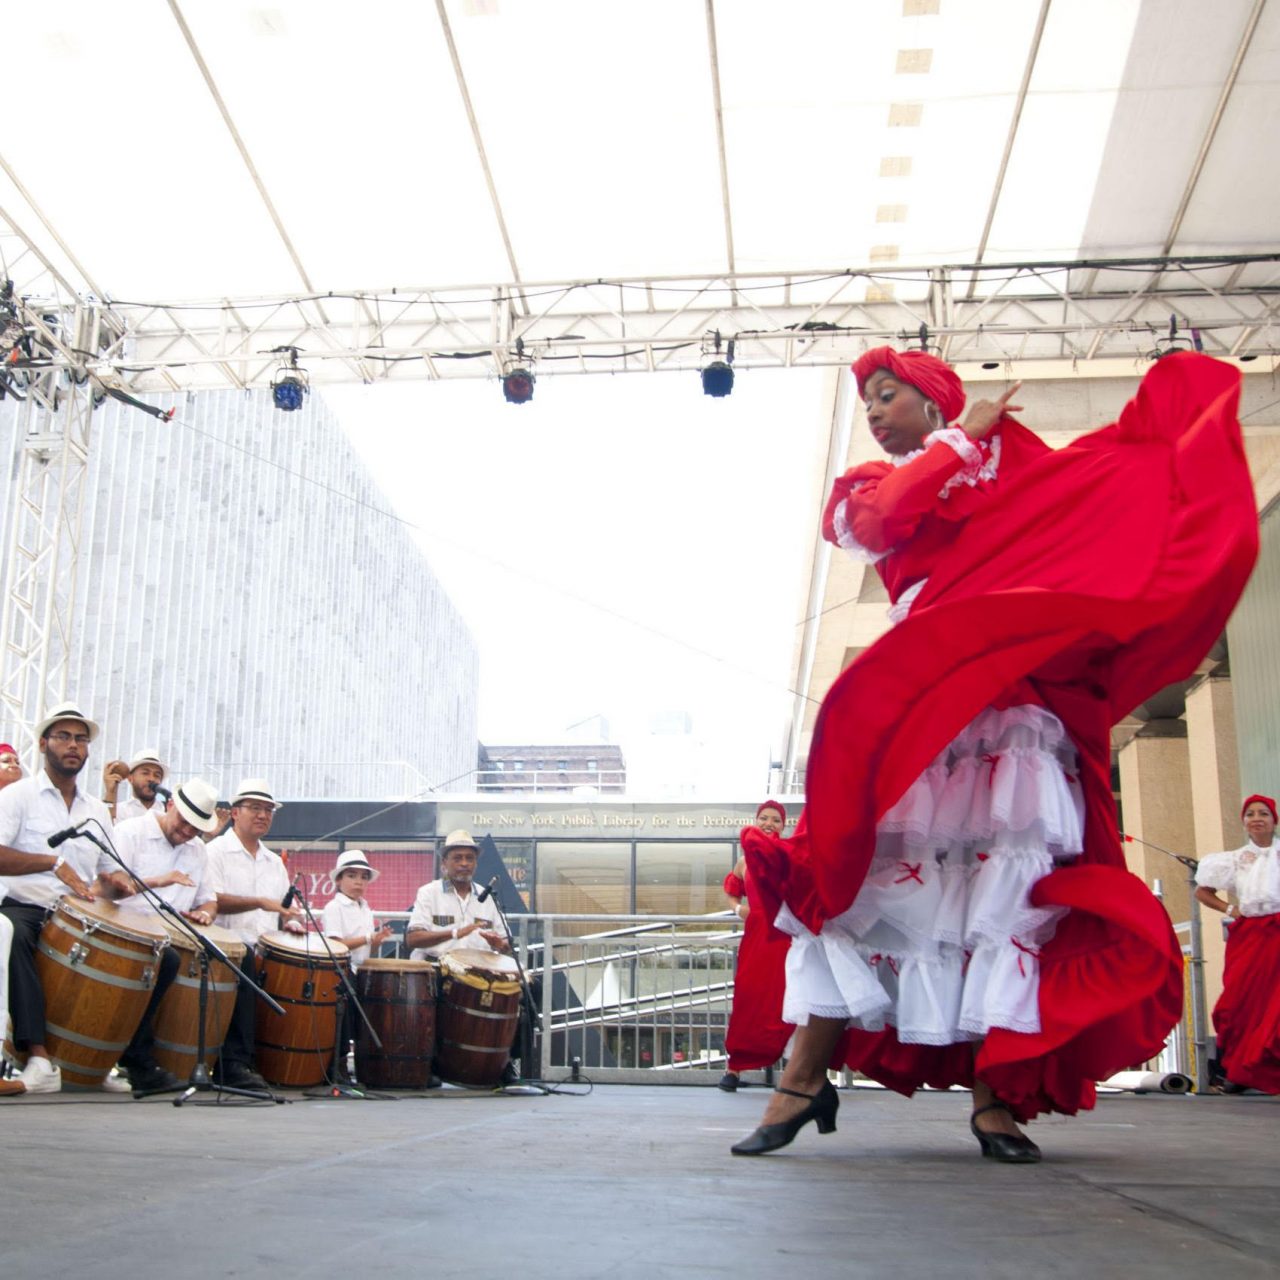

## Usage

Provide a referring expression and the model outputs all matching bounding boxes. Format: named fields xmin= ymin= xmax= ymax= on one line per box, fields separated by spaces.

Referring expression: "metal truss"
xmin=31 ymin=253 xmax=1268 ymax=393
xmin=0 ymin=307 xmax=102 ymax=761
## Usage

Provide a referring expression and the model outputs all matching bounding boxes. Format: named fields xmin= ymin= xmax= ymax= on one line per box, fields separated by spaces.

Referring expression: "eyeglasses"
xmin=239 ymin=803 xmax=275 ymax=816
xmin=47 ymin=732 xmax=91 ymax=746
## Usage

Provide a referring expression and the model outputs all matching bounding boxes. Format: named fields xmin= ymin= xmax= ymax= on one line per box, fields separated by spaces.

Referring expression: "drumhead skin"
xmin=360 ymin=957 xmax=437 ymax=972
xmin=58 ymin=895 xmax=169 ymax=941
xmin=258 ymin=930 xmax=350 ymax=960
xmin=444 ymin=948 xmax=518 ymax=977
xmin=162 ymin=917 xmax=244 ymax=956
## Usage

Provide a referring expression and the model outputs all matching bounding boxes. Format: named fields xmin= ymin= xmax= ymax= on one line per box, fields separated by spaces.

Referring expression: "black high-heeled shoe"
xmin=970 ymin=1101 xmax=1041 ymax=1163
xmin=730 ymin=1081 xmax=839 ymax=1156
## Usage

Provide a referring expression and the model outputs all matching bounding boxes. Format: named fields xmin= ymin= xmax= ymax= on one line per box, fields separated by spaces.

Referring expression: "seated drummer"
xmin=406 ymin=830 xmax=511 ymax=960
xmin=204 ymin=778 xmax=304 ymax=1091
xmin=0 ymin=703 xmax=115 ymax=1095
xmin=97 ymin=777 xmax=223 ymax=1092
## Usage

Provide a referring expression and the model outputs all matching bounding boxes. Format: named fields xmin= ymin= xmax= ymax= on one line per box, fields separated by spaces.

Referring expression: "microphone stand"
xmin=285 ymin=882 xmax=390 ymax=1101
xmin=75 ymin=821 xmax=286 ymax=1105
xmin=483 ymin=884 xmax=545 ymax=1096
xmin=1123 ymin=831 xmax=1209 ymax=1094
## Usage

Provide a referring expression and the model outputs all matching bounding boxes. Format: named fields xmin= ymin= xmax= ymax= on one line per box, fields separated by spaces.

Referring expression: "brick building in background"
xmin=477 ymin=743 xmax=626 ymax=794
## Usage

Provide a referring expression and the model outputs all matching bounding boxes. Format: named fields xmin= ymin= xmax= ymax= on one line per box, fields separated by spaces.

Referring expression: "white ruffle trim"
xmin=778 ymin=702 xmax=1082 ymax=1044
xmin=832 ymin=490 xmax=889 ymax=564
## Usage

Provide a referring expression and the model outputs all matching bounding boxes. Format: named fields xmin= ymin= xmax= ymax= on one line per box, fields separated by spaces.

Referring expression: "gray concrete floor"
xmin=0 ymin=1082 xmax=1276 ymax=1279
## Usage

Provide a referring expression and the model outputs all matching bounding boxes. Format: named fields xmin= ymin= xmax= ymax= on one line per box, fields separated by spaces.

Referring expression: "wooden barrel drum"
xmin=353 ymin=958 xmax=438 ymax=1089
xmin=435 ymin=948 xmax=522 ymax=1089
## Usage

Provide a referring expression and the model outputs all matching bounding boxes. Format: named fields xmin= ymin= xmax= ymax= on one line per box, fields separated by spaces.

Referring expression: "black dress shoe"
xmin=215 ymin=1062 xmax=269 ymax=1090
xmin=717 ymin=1071 xmax=740 ymax=1092
xmin=970 ymin=1102 xmax=1041 ymax=1163
xmin=499 ymin=1060 xmax=520 ymax=1087
xmin=731 ymin=1082 xmax=839 ymax=1156
xmin=126 ymin=1063 xmax=183 ymax=1094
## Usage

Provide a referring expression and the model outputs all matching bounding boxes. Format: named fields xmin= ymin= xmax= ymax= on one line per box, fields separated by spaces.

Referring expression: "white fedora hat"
xmin=441 ymin=828 xmax=479 ymax=852
xmin=36 ymin=701 xmax=100 ymax=743
xmin=231 ymin=778 xmax=282 ymax=810
xmin=128 ymin=748 xmax=166 ymax=778
xmin=332 ymin=849 xmax=379 ymax=882
xmin=171 ymin=777 xmax=221 ymax=834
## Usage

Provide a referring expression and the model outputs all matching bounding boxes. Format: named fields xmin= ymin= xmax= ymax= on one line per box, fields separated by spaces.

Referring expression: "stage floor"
xmin=1 ymin=1082 xmax=1275 ymax=1278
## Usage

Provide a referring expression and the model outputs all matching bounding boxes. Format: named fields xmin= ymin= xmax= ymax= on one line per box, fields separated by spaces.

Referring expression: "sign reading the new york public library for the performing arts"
xmin=436 ymin=803 xmax=761 ymax=841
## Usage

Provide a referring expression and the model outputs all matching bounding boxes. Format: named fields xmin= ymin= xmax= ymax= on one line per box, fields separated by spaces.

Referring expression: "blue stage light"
xmin=271 ymin=376 xmax=307 ymax=411
xmin=701 ymin=361 xmax=734 ymax=397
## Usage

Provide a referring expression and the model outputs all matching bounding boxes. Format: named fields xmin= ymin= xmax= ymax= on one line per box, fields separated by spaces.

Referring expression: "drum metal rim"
xmin=42 ymin=914 xmax=167 ymax=962
xmin=44 ymin=1020 xmax=130 ymax=1055
xmin=438 ymin=1039 xmax=510 ymax=1056
xmin=55 ymin=898 xmax=169 ymax=943
xmin=37 ymin=939 xmax=157 ymax=991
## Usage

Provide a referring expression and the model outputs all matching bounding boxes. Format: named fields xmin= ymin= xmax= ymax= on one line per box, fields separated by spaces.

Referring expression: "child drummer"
xmin=321 ymin=850 xmax=393 ymax=1080
xmin=321 ymin=850 xmax=394 ymax=969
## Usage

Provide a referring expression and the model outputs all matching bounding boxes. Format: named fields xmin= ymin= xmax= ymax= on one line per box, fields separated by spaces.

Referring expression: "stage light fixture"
xmin=269 ymin=346 xmax=310 ymax=411
xmin=981 ymin=361 xmax=1000 ymax=370
xmin=502 ymin=367 xmax=535 ymax=404
xmin=700 ymin=330 xmax=735 ymax=397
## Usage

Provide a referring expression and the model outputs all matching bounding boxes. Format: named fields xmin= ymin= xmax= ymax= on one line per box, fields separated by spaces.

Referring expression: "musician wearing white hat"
xmin=321 ymin=851 xmax=393 ymax=971
xmin=95 ymin=777 xmax=223 ymax=1093
xmin=101 ymin=748 xmax=168 ymax=824
xmin=203 ymin=777 xmax=302 ymax=1091
xmin=406 ymin=830 xmax=510 ymax=960
xmin=0 ymin=702 xmax=114 ymax=1095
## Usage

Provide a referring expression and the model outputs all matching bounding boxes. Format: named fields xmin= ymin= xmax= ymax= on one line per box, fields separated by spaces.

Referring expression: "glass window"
xmin=493 ymin=761 xmax=504 ymax=772
xmin=557 ymin=759 xmax=569 ymax=771
xmin=635 ymin=841 xmax=735 ymax=916
xmin=512 ymin=760 xmax=524 ymax=771
xmin=535 ymin=841 xmax=631 ymax=918
xmin=586 ymin=759 xmax=598 ymax=772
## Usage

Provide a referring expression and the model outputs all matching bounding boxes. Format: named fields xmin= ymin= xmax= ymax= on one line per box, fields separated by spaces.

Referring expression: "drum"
xmin=435 ymin=948 xmax=522 ymax=1088
xmin=354 ymin=958 xmax=438 ymax=1089
xmin=34 ymin=897 xmax=170 ymax=1088
xmin=151 ymin=919 xmax=246 ymax=1080
xmin=253 ymin=931 xmax=350 ymax=1087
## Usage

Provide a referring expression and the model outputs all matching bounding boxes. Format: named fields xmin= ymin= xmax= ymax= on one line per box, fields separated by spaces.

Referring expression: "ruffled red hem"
xmin=1213 ymin=914 xmax=1280 ymax=1093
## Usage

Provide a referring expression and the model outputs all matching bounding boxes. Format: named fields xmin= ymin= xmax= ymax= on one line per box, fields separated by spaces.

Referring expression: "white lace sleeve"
xmin=1194 ymin=850 xmax=1235 ymax=893
xmin=926 ymin=428 xmax=1000 ymax=498
xmin=831 ymin=491 xmax=889 ymax=564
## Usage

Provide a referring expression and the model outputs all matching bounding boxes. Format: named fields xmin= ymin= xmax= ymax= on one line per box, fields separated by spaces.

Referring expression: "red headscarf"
xmin=1241 ymin=794 xmax=1278 ymax=824
xmin=0 ymin=743 xmax=16 ymax=757
xmin=756 ymin=799 xmax=786 ymax=823
xmin=852 ymin=346 xmax=966 ymax=425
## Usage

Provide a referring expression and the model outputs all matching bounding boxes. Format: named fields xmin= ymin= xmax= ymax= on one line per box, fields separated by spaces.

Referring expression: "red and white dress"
xmin=744 ymin=353 xmax=1258 ymax=1120
xmin=1196 ymin=840 xmax=1280 ymax=1092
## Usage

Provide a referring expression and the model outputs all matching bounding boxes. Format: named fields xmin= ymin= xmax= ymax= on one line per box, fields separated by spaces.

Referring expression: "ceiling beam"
xmin=705 ymin=0 xmax=737 ymax=280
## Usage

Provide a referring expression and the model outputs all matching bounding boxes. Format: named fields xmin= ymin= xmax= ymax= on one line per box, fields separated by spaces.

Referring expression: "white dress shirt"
xmin=321 ymin=891 xmax=377 ymax=969
xmin=112 ymin=811 xmax=213 ymax=916
xmin=407 ymin=878 xmax=503 ymax=960
xmin=204 ymin=829 xmax=290 ymax=945
xmin=1196 ymin=839 xmax=1280 ymax=918
xmin=0 ymin=770 xmax=114 ymax=907
xmin=115 ymin=791 xmax=160 ymax=825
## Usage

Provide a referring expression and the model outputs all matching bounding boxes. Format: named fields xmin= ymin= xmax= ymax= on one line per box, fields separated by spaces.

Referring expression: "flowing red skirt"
xmin=724 ymin=875 xmax=793 ymax=1073
xmin=1213 ymin=915 xmax=1280 ymax=1093
xmin=748 ymin=353 xmax=1258 ymax=1121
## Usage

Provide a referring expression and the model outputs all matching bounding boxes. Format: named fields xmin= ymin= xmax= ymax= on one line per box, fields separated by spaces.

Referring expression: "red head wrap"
xmin=0 ymin=743 xmax=15 ymax=757
xmin=1241 ymin=794 xmax=1278 ymax=824
xmin=756 ymin=799 xmax=786 ymax=823
xmin=851 ymin=346 xmax=966 ymax=425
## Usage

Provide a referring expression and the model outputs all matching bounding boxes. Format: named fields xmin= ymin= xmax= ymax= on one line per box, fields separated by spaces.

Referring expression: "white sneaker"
xmin=100 ymin=1070 xmax=133 ymax=1093
xmin=18 ymin=1057 xmax=61 ymax=1094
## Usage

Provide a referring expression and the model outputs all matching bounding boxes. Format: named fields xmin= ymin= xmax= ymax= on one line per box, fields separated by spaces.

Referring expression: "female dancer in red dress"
xmin=732 ymin=346 xmax=1258 ymax=1161
xmin=719 ymin=801 xmax=794 ymax=1091
xmin=1195 ymin=794 xmax=1280 ymax=1093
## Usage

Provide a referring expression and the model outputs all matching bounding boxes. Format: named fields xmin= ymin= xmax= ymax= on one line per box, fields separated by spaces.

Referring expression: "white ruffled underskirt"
xmin=780 ymin=704 xmax=1085 ymax=1045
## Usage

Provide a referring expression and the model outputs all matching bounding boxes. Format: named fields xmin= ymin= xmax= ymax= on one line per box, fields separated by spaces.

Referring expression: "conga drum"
xmin=435 ymin=949 xmax=522 ymax=1088
xmin=34 ymin=897 xmax=170 ymax=1088
xmin=254 ymin=931 xmax=350 ymax=1087
xmin=354 ymin=958 xmax=438 ymax=1089
xmin=151 ymin=919 xmax=246 ymax=1080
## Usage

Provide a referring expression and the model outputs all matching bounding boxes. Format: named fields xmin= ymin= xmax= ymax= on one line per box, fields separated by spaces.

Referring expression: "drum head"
xmin=258 ymin=930 xmax=350 ymax=959
xmin=163 ymin=917 xmax=245 ymax=960
xmin=59 ymin=895 xmax=168 ymax=942
xmin=360 ymin=958 xmax=436 ymax=972
xmin=444 ymin=947 xmax=519 ymax=978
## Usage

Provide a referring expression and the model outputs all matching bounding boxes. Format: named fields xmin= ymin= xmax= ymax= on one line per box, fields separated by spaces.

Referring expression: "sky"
xmin=322 ymin=365 xmax=833 ymax=796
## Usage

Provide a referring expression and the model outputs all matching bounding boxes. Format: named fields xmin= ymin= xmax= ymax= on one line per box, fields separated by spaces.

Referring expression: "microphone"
xmin=48 ymin=823 xmax=87 ymax=849
xmin=154 ymin=783 xmax=172 ymax=802
xmin=475 ymin=875 xmax=499 ymax=904
xmin=281 ymin=875 xmax=303 ymax=909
